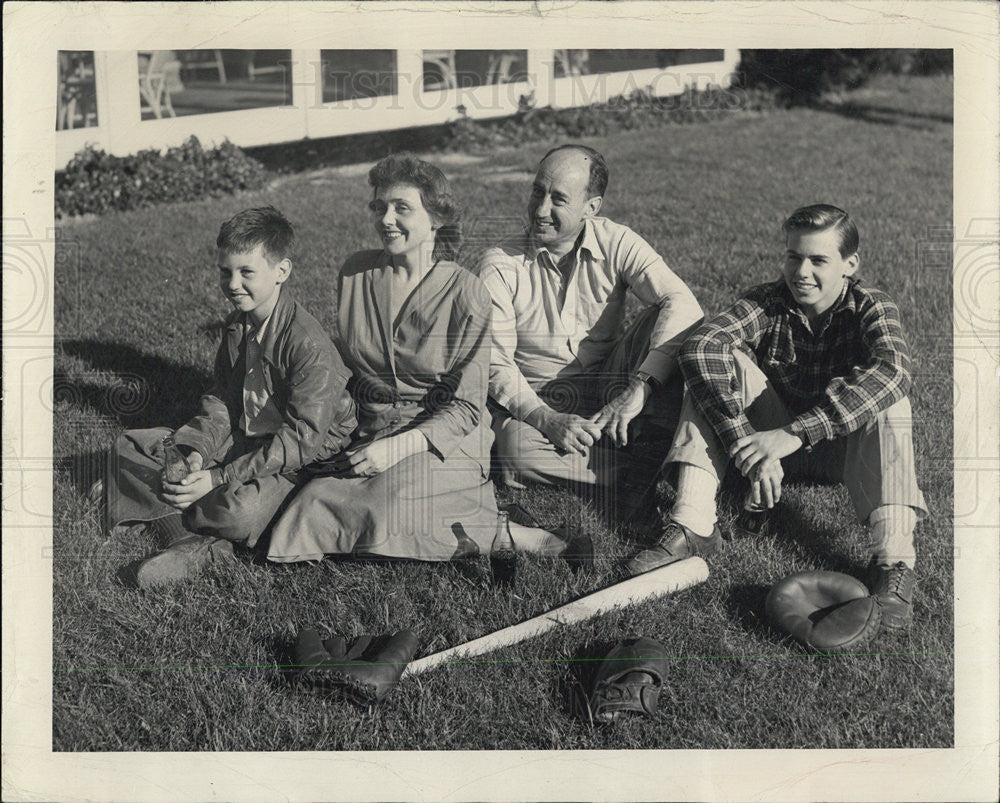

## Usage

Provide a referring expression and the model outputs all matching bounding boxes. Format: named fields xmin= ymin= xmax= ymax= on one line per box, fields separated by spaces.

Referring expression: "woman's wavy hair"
xmin=368 ymin=153 xmax=462 ymax=262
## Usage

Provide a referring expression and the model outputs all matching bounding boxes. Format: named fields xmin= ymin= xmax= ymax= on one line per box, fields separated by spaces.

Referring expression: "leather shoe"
xmin=135 ymin=534 xmax=234 ymax=588
xmin=870 ymin=560 xmax=916 ymax=628
xmin=625 ymin=520 xmax=722 ymax=577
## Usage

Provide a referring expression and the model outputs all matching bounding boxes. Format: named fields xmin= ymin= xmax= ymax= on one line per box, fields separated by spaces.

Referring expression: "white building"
xmin=56 ymin=48 xmax=739 ymax=168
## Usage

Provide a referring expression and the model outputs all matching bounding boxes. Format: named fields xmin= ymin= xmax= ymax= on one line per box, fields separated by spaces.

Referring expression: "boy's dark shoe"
xmin=870 ymin=561 xmax=916 ymax=628
xmin=625 ymin=520 xmax=722 ymax=577
xmin=135 ymin=535 xmax=234 ymax=589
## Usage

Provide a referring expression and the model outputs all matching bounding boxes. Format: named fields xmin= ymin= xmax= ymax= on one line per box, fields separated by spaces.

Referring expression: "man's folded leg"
xmin=492 ymin=412 xmax=603 ymax=489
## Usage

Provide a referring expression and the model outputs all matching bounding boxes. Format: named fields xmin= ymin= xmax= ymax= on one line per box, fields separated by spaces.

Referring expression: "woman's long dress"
xmin=265 ymin=251 xmax=502 ymax=562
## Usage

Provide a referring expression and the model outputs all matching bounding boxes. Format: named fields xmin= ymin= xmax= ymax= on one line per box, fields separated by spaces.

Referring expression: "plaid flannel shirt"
xmin=678 ymin=278 xmax=912 ymax=450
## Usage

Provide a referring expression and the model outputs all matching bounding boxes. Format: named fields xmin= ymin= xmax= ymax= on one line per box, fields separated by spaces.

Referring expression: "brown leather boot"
xmin=135 ymin=535 xmax=234 ymax=589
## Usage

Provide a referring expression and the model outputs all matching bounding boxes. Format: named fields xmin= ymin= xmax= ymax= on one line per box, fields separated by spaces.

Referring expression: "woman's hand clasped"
xmin=336 ymin=431 xmax=429 ymax=478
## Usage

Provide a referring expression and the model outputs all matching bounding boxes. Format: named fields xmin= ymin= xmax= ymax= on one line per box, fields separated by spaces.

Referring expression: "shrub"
xmin=55 ymin=136 xmax=268 ymax=218
xmin=445 ymin=83 xmax=780 ymax=152
xmin=738 ymin=49 xmax=953 ymax=105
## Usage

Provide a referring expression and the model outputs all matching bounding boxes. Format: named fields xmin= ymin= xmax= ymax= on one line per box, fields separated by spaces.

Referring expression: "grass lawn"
xmin=52 ymin=74 xmax=953 ymax=751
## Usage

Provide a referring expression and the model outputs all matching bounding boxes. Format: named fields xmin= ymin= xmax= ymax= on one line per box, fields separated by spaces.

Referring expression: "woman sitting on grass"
xmin=266 ymin=153 xmax=574 ymax=563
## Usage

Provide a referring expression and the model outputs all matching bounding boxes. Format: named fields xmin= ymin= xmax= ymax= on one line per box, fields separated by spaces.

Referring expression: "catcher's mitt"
xmin=572 ymin=636 xmax=669 ymax=724
xmin=765 ymin=570 xmax=881 ymax=653
xmin=293 ymin=627 xmax=419 ymax=705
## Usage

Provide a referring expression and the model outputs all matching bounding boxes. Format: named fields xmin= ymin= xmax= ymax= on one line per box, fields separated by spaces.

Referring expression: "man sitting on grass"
xmin=102 ymin=206 xmax=356 ymax=587
xmin=626 ymin=204 xmax=928 ymax=627
xmin=477 ymin=144 xmax=704 ymax=520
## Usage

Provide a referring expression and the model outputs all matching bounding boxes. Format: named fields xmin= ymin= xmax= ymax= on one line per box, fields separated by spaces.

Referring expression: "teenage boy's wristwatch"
xmin=788 ymin=420 xmax=811 ymax=452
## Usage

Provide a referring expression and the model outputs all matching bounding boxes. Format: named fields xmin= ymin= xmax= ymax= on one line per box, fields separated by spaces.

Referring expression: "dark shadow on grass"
xmin=769 ymin=497 xmax=867 ymax=578
xmin=812 ymin=100 xmax=952 ymax=130
xmin=59 ymin=338 xmax=214 ymax=430
xmin=269 ymin=633 xmax=301 ymax=691
xmin=57 ymin=451 xmax=107 ymax=497
xmin=724 ymin=583 xmax=780 ymax=640
xmin=245 ymin=123 xmax=454 ymax=175
xmin=555 ymin=639 xmax=619 ymax=727
xmin=115 ymin=556 xmax=146 ymax=589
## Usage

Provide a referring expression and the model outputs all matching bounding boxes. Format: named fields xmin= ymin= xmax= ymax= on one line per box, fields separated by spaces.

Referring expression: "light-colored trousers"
xmin=668 ymin=351 xmax=928 ymax=564
xmin=492 ymin=307 xmax=685 ymax=512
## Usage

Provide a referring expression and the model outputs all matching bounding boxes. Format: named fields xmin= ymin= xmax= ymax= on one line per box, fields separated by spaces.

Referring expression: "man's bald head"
xmin=539 ymin=144 xmax=609 ymax=199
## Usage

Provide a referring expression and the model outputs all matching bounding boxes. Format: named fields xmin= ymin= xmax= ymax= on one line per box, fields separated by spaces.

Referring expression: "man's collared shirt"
xmin=477 ymin=216 xmax=703 ymax=420
xmin=241 ymin=313 xmax=285 ymax=437
xmin=679 ymin=277 xmax=912 ymax=449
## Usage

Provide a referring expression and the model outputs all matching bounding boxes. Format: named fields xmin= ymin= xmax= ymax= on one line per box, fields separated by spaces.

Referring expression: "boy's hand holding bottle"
xmin=160 ymin=437 xmax=215 ymax=510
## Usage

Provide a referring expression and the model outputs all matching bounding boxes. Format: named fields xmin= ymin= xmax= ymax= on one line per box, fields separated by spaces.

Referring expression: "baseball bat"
xmin=402 ymin=556 xmax=708 ymax=677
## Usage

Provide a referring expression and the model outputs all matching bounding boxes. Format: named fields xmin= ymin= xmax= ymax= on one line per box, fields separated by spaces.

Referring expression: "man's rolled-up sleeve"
xmin=616 ymin=228 xmax=704 ymax=383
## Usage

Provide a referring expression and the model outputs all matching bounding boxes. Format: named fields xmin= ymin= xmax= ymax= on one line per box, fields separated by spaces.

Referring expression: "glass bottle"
xmin=737 ymin=493 xmax=769 ymax=537
xmin=161 ymin=434 xmax=190 ymax=483
xmin=489 ymin=511 xmax=517 ymax=590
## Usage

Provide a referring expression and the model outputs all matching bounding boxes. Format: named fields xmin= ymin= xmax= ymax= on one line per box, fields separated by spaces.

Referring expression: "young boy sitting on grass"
xmin=103 ymin=206 xmax=356 ymax=587
xmin=625 ymin=204 xmax=928 ymax=626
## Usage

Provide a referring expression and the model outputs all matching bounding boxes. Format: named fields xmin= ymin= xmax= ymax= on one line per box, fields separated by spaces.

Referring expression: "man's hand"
xmin=589 ymin=378 xmax=651 ymax=447
xmin=161 ymin=469 xmax=216 ymax=510
xmin=729 ymin=425 xmax=804 ymax=478
xmin=748 ymin=458 xmax=784 ymax=509
xmin=526 ymin=406 xmax=603 ymax=457
xmin=336 ymin=431 xmax=427 ymax=477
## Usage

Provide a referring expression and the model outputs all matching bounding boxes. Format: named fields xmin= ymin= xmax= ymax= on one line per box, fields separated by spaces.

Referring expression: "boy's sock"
xmin=868 ymin=504 xmax=918 ymax=569
xmin=669 ymin=463 xmax=718 ymax=538
xmin=154 ymin=513 xmax=195 ymax=547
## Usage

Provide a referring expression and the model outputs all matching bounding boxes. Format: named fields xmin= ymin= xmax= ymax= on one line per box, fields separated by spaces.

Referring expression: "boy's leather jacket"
xmin=173 ymin=291 xmax=356 ymax=485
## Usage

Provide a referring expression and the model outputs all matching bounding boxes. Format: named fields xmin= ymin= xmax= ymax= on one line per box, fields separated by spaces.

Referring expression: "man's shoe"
xmin=625 ymin=520 xmax=722 ymax=577
xmin=870 ymin=561 xmax=916 ymax=628
xmin=135 ymin=535 xmax=234 ymax=589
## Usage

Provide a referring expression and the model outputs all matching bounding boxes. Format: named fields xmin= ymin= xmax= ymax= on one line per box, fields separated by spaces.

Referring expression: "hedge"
xmin=55 ymin=136 xmax=267 ymax=218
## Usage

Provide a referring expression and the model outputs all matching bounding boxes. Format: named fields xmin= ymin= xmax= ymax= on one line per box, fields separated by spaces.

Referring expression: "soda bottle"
xmin=489 ymin=511 xmax=517 ymax=590
xmin=736 ymin=493 xmax=769 ymax=537
xmin=161 ymin=434 xmax=190 ymax=483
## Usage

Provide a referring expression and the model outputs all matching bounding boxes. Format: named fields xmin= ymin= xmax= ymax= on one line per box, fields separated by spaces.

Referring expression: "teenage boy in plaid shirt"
xmin=626 ymin=205 xmax=927 ymax=626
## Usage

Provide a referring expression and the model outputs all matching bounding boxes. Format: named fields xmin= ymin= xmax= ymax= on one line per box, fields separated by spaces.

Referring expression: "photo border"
xmin=3 ymin=2 xmax=998 ymax=800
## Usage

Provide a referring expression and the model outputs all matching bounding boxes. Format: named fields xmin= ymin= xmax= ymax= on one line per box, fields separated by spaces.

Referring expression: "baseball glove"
xmin=293 ymin=627 xmax=419 ymax=705
xmin=765 ymin=570 xmax=881 ymax=653
xmin=572 ymin=636 xmax=670 ymax=724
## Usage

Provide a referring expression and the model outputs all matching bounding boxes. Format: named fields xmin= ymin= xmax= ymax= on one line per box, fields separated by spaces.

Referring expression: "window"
xmin=320 ymin=50 xmax=397 ymax=102
xmin=138 ymin=50 xmax=292 ymax=120
xmin=57 ymin=51 xmax=98 ymax=130
xmin=422 ymin=50 xmax=528 ymax=91
xmin=553 ymin=49 xmax=725 ymax=78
